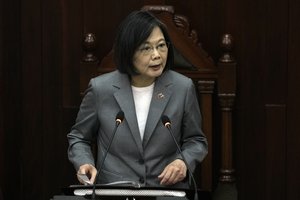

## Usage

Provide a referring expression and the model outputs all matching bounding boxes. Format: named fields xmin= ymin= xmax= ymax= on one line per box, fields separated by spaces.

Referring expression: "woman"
xmin=67 ymin=10 xmax=208 ymax=189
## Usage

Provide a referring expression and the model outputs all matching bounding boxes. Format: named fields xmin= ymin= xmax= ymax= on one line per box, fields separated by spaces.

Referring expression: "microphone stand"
xmin=91 ymin=111 xmax=124 ymax=200
xmin=162 ymin=116 xmax=199 ymax=200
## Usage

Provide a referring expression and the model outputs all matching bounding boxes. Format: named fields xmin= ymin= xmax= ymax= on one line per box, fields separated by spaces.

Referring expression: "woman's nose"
xmin=151 ymin=48 xmax=161 ymax=59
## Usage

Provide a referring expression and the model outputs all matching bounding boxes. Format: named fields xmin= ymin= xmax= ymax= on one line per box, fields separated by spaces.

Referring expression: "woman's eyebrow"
xmin=142 ymin=38 xmax=166 ymax=45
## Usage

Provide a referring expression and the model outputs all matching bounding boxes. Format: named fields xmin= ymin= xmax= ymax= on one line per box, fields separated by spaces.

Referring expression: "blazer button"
xmin=139 ymin=177 xmax=145 ymax=184
xmin=138 ymin=159 xmax=144 ymax=164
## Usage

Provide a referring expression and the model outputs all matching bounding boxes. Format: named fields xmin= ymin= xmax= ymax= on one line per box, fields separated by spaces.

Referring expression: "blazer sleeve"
xmin=178 ymin=79 xmax=208 ymax=171
xmin=67 ymin=79 xmax=100 ymax=171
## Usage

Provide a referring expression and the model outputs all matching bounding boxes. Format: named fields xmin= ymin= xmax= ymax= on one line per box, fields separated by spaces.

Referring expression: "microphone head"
xmin=161 ymin=115 xmax=171 ymax=127
xmin=115 ymin=111 xmax=125 ymax=124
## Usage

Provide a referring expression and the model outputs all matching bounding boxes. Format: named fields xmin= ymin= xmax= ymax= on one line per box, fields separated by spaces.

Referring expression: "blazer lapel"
xmin=143 ymin=72 xmax=173 ymax=147
xmin=113 ymin=73 xmax=144 ymax=154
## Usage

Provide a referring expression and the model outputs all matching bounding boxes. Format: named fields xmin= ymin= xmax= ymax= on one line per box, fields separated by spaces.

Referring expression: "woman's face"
xmin=131 ymin=26 xmax=168 ymax=87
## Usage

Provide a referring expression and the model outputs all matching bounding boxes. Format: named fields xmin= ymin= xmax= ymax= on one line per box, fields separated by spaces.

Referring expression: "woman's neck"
xmin=131 ymin=76 xmax=155 ymax=87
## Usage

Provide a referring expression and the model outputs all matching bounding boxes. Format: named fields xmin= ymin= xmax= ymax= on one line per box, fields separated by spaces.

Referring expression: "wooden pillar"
xmin=217 ymin=34 xmax=236 ymax=183
xmin=198 ymin=80 xmax=215 ymax=191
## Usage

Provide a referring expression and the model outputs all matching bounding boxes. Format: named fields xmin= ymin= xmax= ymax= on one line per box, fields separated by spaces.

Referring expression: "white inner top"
xmin=131 ymin=82 xmax=155 ymax=140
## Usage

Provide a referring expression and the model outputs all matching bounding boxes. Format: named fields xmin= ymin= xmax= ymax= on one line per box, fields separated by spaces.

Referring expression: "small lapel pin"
xmin=157 ymin=93 xmax=165 ymax=99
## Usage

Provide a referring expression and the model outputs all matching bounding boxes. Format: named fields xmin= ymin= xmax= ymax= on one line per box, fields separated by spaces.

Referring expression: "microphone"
xmin=161 ymin=115 xmax=199 ymax=200
xmin=91 ymin=110 xmax=125 ymax=200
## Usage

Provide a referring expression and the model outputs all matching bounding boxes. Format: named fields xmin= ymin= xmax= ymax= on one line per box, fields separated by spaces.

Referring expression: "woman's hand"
xmin=158 ymin=159 xmax=187 ymax=185
xmin=77 ymin=164 xmax=97 ymax=185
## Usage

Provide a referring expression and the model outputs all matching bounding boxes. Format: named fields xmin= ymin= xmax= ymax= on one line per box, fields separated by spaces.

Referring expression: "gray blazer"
xmin=67 ymin=70 xmax=208 ymax=188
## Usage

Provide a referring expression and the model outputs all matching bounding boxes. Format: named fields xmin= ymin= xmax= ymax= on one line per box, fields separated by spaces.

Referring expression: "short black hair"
xmin=113 ymin=10 xmax=174 ymax=75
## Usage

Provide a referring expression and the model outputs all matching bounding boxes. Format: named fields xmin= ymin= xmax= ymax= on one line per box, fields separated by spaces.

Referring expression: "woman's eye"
xmin=158 ymin=43 xmax=166 ymax=48
xmin=143 ymin=46 xmax=152 ymax=51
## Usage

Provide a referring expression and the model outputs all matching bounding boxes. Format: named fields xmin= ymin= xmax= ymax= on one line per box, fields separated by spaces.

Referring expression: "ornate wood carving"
xmin=82 ymin=33 xmax=98 ymax=63
xmin=198 ymin=80 xmax=215 ymax=94
xmin=80 ymin=33 xmax=99 ymax=96
xmin=141 ymin=5 xmax=216 ymax=73
xmin=219 ymin=34 xmax=235 ymax=63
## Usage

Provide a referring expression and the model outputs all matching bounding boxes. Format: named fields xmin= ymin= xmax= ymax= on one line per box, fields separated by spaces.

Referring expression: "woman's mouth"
xmin=149 ymin=64 xmax=161 ymax=69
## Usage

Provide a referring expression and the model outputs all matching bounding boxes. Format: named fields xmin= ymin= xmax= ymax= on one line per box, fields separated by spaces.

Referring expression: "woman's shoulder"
xmin=90 ymin=70 xmax=128 ymax=87
xmin=92 ymin=70 xmax=120 ymax=83
xmin=164 ymin=70 xmax=193 ymax=85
